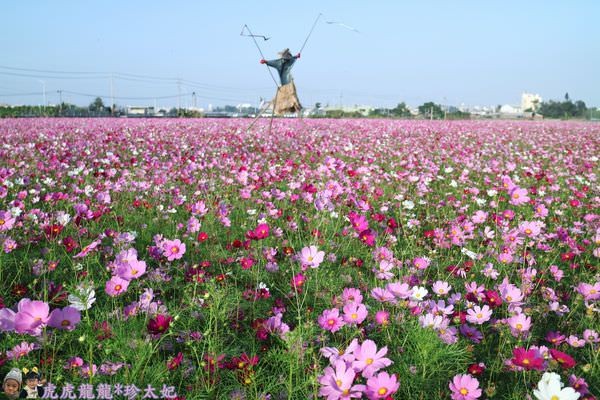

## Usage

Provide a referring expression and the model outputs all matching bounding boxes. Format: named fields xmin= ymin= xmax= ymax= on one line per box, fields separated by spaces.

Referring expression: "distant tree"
xmin=564 ymin=92 xmax=570 ymax=101
xmin=391 ymin=102 xmax=412 ymax=118
xmin=315 ymin=102 xmax=322 ymax=109
xmin=89 ymin=97 xmax=105 ymax=112
xmin=418 ymin=102 xmax=444 ymax=119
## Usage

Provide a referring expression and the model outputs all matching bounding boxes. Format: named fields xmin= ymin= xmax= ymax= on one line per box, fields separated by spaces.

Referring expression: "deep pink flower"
xmin=511 ymin=347 xmax=545 ymax=370
xmin=147 ymin=314 xmax=173 ymax=336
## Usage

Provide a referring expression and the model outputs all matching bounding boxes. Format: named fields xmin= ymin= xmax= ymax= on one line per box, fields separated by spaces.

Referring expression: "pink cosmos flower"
xmin=343 ymin=302 xmax=368 ymax=325
xmin=0 ymin=307 xmax=16 ymax=332
xmin=342 ymin=288 xmax=363 ymax=305
xmin=365 ymin=371 xmax=399 ymax=399
xmin=116 ymin=258 xmax=147 ymax=281
xmin=319 ymin=359 xmax=365 ymax=400
xmin=105 ymin=276 xmax=130 ymax=297
xmin=509 ymin=187 xmax=530 ymax=206
xmin=115 ymin=248 xmax=138 ymax=265
xmin=433 ymin=281 xmax=452 ymax=296
xmin=48 ymin=306 xmax=81 ymax=331
xmin=6 ymin=341 xmax=37 ymax=360
xmin=0 ymin=210 xmax=16 ymax=231
xmin=507 ymin=313 xmax=532 ymax=337
xmin=318 ymin=308 xmax=345 ymax=333
xmin=412 ymin=257 xmax=431 ymax=270
xmin=162 ymin=239 xmax=186 ymax=261
xmin=373 ymin=259 xmax=394 ymax=280
xmin=386 ymin=282 xmax=412 ymax=300
xmin=299 ymin=245 xmax=325 ymax=268
xmin=64 ymin=356 xmax=84 ymax=370
xmin=466 ymin=305 xmax=492 ymax=325
xmin=351 ymin=339 xmax=392 ymax=378
xmin=370 ymin=287 xmax=397 ymax=304
xmin=14 ymin=299 xmax=50 ymax=335
xmin=374 ymin=310 xmax=390 ymax=326
xmin=519 ymin=221 xmax=542 ymax=237
xmin=575 ymin=282 xmax=600 ymax=301
xmin=449 ymin=374 xmax=482 ymax=400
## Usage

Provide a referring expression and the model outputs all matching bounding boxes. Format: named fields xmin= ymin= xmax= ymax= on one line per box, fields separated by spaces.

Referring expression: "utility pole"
xmin=177 ymin=78 xmax=182 ymax=117
xmin=37 ymin=80 xmax=46 ymax=114
xmin=57 ymin=90 xmax=63 ymax=116
xmin=192 ymin=91 xmax=197 ymax=108
xmin=430 ymin=107 xmax=433 ymax=120
xmin=110 ymin=73 xmax=114 ymax=116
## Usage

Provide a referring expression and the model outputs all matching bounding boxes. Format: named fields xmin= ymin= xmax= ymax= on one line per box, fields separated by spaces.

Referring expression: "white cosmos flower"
xmin=533 ymin=372 xmax=580 ymax=400
xmin=68 ymin=285 xmax=97 ymax=311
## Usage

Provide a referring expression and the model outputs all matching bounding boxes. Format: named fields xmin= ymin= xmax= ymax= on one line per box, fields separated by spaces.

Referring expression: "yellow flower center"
xmin=115 ymin=284 xmax=122 ymax=291
xmin=460 ymin=388 xmax=468 ymax=395
xmin=512 ymin=193 xmax=519 ymax=199
xmin=61 ymin=320 xmax=70 ymax=326
xmin=476 ymin=313 xmax=483 ymax=319
xmin=171 ymin=246 xmax=179 ymax=253
xmin=0 ymin=219 xmax=4 ymax=225
xmin=328 ymin=319 xmax=335 ymax=326
xmin=307 ymin=256 xmax=313 ymax=262
xmin=351 ymin=313 xmax=358 ymax=320
xmin=516 ymin=323 xmax=523 ymax=330
xmin=366 ymin=358 xmax=373 ymax=365
xmin=522 ymin=358 xmax=530 ymax=365
xmin=378 ymin=387 xmax=388 ymax=395
xmin=551 ymin=396 xmax=559 ymax=400
xmin=336 ymin=379 xmax=343 ymax=387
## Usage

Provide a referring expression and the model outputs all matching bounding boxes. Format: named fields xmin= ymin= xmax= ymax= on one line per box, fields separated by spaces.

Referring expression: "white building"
xmin=521 ymin=92 xmax=542 ymax=112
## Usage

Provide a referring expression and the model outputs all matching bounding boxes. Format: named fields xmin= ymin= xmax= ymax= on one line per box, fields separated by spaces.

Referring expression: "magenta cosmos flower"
xmin=365 ymin=371 xmax=399 ymax=399
xmin=449 ymin=374 xmax=482 ymax=400
xmin=14 ymin=299 xmax=50 ymax=335
xmin=105 ymin=276 xmax=130 ymax=297
xmin=351 ymin=339 xmax=392 ymax=378
xmin=48 ymin=306 xmax=81 ymax=331
xmin=299 ymin=245 xmax=325 ymax=268
xmin=162 ymin=239 xmax=186 ymax=261
xmin=147 ymin=314 xmax=173 ymax=336
xmin=318 ymin=308 xmax=345 ymax=333
xmin=318 ymin=359 xmax=365 ymax=400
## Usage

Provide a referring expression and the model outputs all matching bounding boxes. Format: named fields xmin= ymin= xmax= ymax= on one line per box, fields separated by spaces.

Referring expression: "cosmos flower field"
xmin=0 ymin=118 xmax=598 ymax=400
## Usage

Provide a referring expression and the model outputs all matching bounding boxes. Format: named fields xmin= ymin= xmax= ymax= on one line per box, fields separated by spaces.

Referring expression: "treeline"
xmin=537 ymin=94 xmax=588 ymax=119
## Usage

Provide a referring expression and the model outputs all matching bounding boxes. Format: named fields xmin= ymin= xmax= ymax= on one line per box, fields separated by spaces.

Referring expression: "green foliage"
xmin=418 ymin=102 xmax=444 ymax=119
xmin=538 ymin=98 xmax=587 ymax=119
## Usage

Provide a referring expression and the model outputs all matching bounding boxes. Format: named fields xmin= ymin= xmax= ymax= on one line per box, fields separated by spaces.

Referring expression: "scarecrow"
xmin=260 ymin=48 xmax=302 ymax=115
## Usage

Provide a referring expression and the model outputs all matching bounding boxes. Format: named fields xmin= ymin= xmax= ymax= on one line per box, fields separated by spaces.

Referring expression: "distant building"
xmin=521 ymin=92 xmax=542 ymax=112
xmin=126 ymin=106 xmax=155 ymax=117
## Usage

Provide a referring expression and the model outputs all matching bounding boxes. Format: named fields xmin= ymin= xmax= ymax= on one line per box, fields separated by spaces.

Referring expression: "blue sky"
xmin=1 ymin=1 xmax=598 ymax=109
